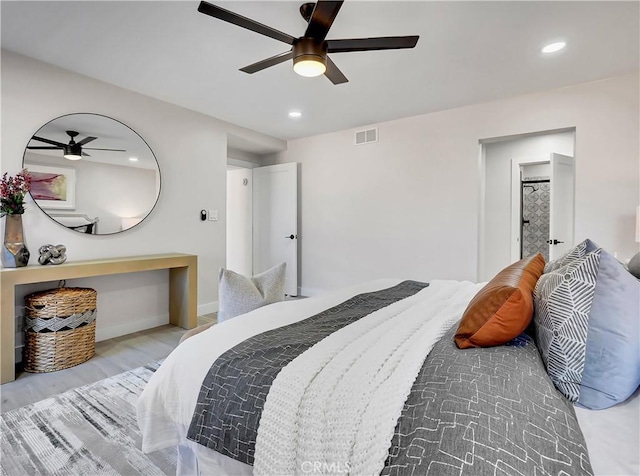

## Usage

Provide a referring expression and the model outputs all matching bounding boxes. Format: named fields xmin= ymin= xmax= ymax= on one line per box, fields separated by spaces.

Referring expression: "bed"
xmin=50 ymin=213 xmax=99 ymax=234
xmin=137 ymin=277 xmax=639 ymax=476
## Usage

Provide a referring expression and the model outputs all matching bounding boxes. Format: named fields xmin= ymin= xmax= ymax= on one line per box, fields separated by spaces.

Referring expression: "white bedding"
xmin=137 ymin=278 xmax=640 ymax=476
xmin=575 ymin=388 xmax=640 ymax=476
xmin=137 ymin=279 xmax=405 ymax=459
xmin=254 ymin=280 xmax=482 ymax=475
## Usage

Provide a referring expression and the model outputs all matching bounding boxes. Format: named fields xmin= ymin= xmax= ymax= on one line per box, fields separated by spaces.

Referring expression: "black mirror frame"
xmin=22 ymin=113 xmax=162 ymax=236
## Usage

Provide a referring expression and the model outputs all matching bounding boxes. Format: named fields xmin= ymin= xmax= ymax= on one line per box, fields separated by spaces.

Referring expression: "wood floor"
xmin=0 ymin=314 xmax=216 ymax=413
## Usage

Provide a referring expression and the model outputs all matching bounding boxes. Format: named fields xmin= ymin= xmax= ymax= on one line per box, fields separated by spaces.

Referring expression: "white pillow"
xmin=217 ymin=263 xmax=286 ymax=322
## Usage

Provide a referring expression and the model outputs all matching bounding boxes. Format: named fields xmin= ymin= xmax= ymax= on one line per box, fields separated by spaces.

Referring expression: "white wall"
xmin=226 ymin=168 xmax=253 ymax=276
xmin=1 ymin=50 xmax=285 ymax=352
xmin=265 ymin=73 xmax=639 ymax=295
xmin=522 ymin=163 xmax=551 ymax=179
xmin=481 ymin=131 xmax=574 ymax=280
xmin=227 ymin=147 xmax=263 ymax=165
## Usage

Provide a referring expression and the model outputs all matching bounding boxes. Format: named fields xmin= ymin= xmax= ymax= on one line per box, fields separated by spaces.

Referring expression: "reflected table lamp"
xmin=628 ymin=206 xmax=640 ymax=278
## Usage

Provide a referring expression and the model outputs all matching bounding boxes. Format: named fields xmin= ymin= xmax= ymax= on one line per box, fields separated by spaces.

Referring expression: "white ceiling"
xmin=25 ymin=113 xmax=159 ymax=170
xmin=2 ymin=1 xmax=639 ymax=146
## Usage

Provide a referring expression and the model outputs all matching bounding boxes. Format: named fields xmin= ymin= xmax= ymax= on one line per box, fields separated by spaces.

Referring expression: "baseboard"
xmin=95 ymin=313 xmax=170 ymax=342
xmin=198 ymin=301 xmax=218 ymax=316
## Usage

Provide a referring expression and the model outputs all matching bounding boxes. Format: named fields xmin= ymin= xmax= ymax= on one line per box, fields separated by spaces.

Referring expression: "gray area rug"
xmin=1 ymin=361 xmax=176 ymax=475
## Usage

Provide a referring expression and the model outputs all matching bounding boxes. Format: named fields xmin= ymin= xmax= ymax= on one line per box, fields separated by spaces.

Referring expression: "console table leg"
xmin=1 ymin=283 xmax=16 ymax=384
xmin=169 ymin=260 xmax=197 ymax=330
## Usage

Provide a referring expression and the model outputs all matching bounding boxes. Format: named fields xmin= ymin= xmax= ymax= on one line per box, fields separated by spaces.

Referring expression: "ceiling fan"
xmin=197 ymin=0 xmax=419 ymax=84
xmin=27 ymin=131 xmax=125 ymax=161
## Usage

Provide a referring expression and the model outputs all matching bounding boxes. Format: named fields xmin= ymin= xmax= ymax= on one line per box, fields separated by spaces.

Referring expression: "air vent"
xmin=355 ymin=127 xmax=378 ymax=145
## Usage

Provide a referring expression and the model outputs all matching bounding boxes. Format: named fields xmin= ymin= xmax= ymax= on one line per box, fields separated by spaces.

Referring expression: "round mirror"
xmin=23 ymin=113 xmax=160 ymax=235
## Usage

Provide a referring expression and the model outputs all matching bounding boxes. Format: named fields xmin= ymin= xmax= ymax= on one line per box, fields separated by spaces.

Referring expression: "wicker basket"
xmin=23 ymin=287 xmax=97 ymax=373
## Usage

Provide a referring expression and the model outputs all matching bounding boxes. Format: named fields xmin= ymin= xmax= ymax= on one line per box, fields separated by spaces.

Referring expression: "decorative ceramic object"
xmin=1 ymin=214 xmax=30 ymax=267
xmin=38 ymin=244 xmax=67 ymax=265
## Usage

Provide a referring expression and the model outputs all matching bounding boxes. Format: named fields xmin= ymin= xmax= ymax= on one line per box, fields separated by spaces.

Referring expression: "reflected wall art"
xmin=25 ymin=164 xmax=76 ymax=209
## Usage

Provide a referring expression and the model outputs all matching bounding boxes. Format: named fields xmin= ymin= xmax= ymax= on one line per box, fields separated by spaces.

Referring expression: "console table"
xmin=0 ymin=253 xmax=197 ymax=384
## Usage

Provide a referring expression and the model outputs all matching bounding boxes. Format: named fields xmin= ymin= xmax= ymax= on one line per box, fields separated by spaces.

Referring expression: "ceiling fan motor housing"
xmin=293 ymin=37 xmax=327 ymax=69
xmin=64 ymin=143 xmax=82 ymax=157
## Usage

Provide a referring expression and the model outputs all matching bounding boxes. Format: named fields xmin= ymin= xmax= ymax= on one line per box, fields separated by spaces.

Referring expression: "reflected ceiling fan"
xmin=27 ymin=131 xmax=125 ymax=161
xmin=197 ymin=0 xmax=419 ymax=84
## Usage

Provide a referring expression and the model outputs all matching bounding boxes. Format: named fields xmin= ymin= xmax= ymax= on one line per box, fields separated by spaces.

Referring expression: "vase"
xmin=1 ymin=214 xmax=30 ymax=268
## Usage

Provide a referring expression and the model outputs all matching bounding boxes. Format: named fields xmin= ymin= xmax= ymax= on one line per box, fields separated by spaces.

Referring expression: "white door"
xmin=510 ymin=153 xmax=575 ymax=262
xmin=548 ymin=153 xmax=575 ymax=260
xmin=252 ymin=163 xmax=298 ymax=296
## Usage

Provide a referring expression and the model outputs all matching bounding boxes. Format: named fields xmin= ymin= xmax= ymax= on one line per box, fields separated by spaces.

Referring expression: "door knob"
xmin=547 ymin=239 xmax=565 ymax=245
xmin=285 ymin=234 xmax=296 ymax=240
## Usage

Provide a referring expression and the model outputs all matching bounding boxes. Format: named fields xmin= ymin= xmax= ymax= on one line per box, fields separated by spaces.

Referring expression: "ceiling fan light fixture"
xmin=63 ymin=154 xmax=83 ymax=161
xmin=63 ymin=144 xmax=83 ymax=160
xmin=293 ymin=56 xmax=326 ymax=77
xmin=293 ymin=37 xmax=327 ymax=78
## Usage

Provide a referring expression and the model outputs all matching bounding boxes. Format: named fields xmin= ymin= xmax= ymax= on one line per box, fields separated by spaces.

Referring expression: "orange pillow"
xmin=454 ymin=253 xmax=545 ymax=349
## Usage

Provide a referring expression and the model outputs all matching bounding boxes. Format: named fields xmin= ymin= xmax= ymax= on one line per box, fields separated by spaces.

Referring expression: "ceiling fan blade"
xmin=82 ymin=152 xmax=91 ymax=157
xmin=304 ymin=1 xmax=344 ymax=42
xmin=240 ymin=50 xmax=294 ymax=74
xmin=198 ymin=1 xmax=296 ymax=45
xmin=83 ymin=148 xmax=126 ymax=152
xmin=327 ymin=36 xmax=419 ymax=53
xmin=31 ymin=136 xmax=67 ymax=147
xmin=325 ymin=56 xmax=348 ymax=85
xmin=27 ymin=146 xmax=63 ymax=150
xmin=77 ymin=136 xmax=98 ymax=146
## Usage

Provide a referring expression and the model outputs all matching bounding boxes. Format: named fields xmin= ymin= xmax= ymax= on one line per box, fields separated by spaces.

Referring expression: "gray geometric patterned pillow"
xmin=217 ymin=263 xmax=286 ymax=322
xmin=533 ymin=249 xmax=601 ymax=401
xmin=543 ymin=239 xmax=589 ymax=273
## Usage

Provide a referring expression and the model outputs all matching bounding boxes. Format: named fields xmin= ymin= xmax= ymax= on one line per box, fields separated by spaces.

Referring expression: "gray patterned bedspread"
xmin=383 ymin=328 xmax=593 ymax=476
xmin=188 ymin=282 xmax=593 ymax=475
xmin=186 ymin=280 xmax=429 ymax=464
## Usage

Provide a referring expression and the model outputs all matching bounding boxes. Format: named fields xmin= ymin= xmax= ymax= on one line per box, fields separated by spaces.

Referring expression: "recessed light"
xmin=541 ymin=41 xmax=566 ymax=54
xmin=129 ymin=157 xmax=139 ymax=162
xmin=288 ymin=111 xmax=302 ymax=118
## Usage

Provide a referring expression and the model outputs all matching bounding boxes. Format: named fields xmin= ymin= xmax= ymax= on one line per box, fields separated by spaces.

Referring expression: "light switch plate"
xmin=208 ymin=209 xmax=218 ymax=221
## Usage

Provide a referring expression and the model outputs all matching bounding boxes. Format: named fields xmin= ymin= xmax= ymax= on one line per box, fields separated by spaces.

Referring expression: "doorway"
xmin=521 ymin=175 xmax=551 ymax=261
xmin=478 ymin=129 xmax=576 ymax=281
xmin=227 ymin=166 xmax=253 ymax=277
xmin=226 ymin=162 xmax=299 ymax=296
xmin=509 ymin=154 xmax=575 ymax=265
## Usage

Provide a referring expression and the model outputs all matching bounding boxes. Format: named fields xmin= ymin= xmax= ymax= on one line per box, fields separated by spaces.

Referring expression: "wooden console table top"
xmin=0 ymin=253 xmax=198 ymax=384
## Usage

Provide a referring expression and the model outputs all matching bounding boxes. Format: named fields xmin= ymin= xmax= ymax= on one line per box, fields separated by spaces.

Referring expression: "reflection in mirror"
xmin=23 ymin=114 xmax=160 ymax=235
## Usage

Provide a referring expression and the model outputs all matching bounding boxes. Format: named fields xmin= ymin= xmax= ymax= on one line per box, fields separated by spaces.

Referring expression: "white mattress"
xmin=137 ymin=279 xmax=640 ymax=476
